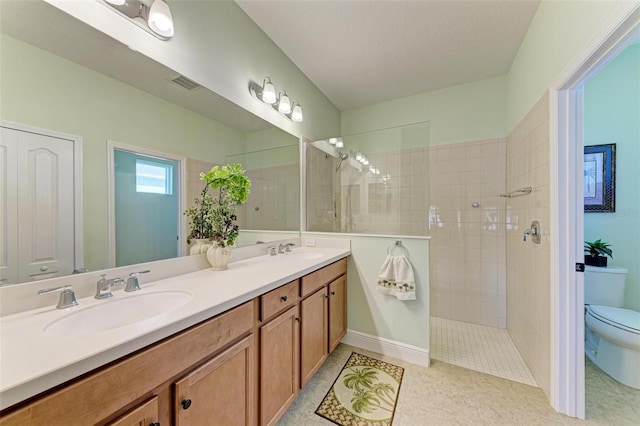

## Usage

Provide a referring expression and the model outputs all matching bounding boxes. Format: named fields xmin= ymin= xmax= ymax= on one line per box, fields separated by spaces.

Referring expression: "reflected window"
xmin=136 ymin=160 xmax=173 ymax=194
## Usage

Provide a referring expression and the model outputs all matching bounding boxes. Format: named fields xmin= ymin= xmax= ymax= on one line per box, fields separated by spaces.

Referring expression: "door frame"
xmin=107 ymin=141 xmax=187 ymax=267
xmin=549 ymin=3 xmax=640 ymax=418
xmin=1 ymin=120 xmax=84 ymax=274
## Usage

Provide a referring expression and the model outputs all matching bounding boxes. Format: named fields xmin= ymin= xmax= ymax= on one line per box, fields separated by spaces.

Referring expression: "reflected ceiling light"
xmin=147 ymin=0 xmax=174 ymax=38
xmin=100 ymin=0 xmax=175 ymax=40
xmin=356 ymin=152 xmax=363 ymax=162
xmin=335 ymin=138 xmax=344 ymax=148
xmin=328 ymin=137 xmax=338 ymax=145
xmin=290 ymin=101 xmax=304 ymax=122
xmin=261 ymin=78 xmax=277 ymax=104
xmin=249 ymin=78 xmax=303 ymax=122
xmin=277 ymin=90 xmax=291 ymax=114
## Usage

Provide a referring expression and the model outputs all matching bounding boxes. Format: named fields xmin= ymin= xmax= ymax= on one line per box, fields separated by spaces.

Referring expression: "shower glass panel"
xmin=226 ymin=144 xmax=300 ymax=232
xmin=306 ymin=121 xmax=430 ymax=235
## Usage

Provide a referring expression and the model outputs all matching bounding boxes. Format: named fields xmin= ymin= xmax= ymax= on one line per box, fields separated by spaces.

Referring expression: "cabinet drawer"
xmin=301 ymin=258 xmax=347 ymax=297
xmin=261 ymin=280 xmax=298 ymax=321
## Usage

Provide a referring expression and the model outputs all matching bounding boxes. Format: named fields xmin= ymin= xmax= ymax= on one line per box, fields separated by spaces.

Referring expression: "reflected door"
xmin=114 ymin=149 xmax=179 ymax=267
xmin=1 ymin=126 xmax=77 ymax=283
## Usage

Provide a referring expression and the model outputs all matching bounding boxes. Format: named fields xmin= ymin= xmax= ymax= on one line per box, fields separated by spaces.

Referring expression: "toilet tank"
xmin=584 ymin=265 xmax=627 ymax=307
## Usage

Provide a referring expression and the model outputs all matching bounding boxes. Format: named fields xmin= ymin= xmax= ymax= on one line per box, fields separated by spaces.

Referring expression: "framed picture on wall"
xmin=584 ymin=143 xmax=616 ymax=213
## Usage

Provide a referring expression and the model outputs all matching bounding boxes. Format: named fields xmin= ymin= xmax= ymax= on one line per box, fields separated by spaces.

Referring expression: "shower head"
xmin=335 ymin=152 xmax=349 ymax=172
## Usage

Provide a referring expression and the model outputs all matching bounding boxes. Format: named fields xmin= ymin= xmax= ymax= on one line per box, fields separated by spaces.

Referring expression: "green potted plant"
xmin=584 ymin=239 xmax=612 ymax=267
xmin=184 ymin=185 xmax=216 ymax=255
xmin=200 ymin=164 xmax=251 ymax=270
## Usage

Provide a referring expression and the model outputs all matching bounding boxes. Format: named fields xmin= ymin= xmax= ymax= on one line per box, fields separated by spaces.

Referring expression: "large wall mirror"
xmin=0 ymin=1 xmax=300 ymax=286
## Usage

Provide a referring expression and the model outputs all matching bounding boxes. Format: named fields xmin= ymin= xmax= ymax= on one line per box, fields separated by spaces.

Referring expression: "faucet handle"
xmin=38 ymin=285 xmax=79 ymax=309
xmin=267 ymin=246 xmax=277 ymax=256
xmin=125 ymin=270 xmax=150 ymax=292
xmin=284 ymin=243 xmax=295 ymax=253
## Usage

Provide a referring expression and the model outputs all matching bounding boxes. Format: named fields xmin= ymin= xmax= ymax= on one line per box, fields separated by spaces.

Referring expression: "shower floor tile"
xmin=430 ymin=316 xmax=537 ymax=386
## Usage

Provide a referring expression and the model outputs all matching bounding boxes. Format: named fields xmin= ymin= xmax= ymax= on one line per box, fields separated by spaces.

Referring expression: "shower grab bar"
xmin=499 ymin=186 xmax=532 ymax=198
xmin=387 ymin=240 xmax=408 ymax=256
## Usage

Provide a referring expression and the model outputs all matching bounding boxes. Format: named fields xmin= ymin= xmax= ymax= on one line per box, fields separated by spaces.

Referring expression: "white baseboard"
xmin=341 ymin=329 xmax=430 ymax=367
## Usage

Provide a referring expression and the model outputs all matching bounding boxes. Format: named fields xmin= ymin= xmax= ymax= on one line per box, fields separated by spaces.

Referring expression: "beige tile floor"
xmin=430 ymin=317 xmax=537 ymax=386
xmin=278 ymin=344 xmax=640 ymax=426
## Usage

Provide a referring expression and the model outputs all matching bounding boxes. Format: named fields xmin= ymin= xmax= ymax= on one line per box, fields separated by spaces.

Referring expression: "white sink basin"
xmin=279 ymin=251 xmax=324 ymax=261
xmin=43 ymin=290 xmax=193 ymax=337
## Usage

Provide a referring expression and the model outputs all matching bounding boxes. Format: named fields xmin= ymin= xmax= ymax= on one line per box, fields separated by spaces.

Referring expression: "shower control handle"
xmin=523 ymin=221 xmax=541 ymax=244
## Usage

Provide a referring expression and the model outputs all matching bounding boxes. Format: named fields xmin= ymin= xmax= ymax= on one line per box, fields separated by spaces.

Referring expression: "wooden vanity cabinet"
xmin=174 ymin=334 xmax=257 ymax=426
xmin=328 ymin=275 xmax=347 ymax=353
xmin=0 ymin=300 xmax=256 ymax=426
xmin=299 ymin=286 xmax=329 ymax=388
xmin=0 ymin=257 xmax=349 ymax=426
xmin=299 ymin=259 xmax=347 ymax=388
xmin=107 ymin=397 xmax=160 ymax=426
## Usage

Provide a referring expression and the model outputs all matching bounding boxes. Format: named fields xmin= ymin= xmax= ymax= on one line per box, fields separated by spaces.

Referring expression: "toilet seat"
xmin=587 ymin=305 xmax=640 ymax=334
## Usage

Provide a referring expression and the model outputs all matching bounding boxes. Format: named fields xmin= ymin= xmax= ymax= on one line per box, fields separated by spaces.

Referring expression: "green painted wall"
xmin=584 ymin=44 xmax=640 ymax=311
xmin=45 ymin=0 xmax=341 ymax=141
xmin=0 ymin=34 xmax=246 ymax=272
xmin=507 ymin=0 xmax=623 ymax=131
xmin=341 ymin=75 xmax=507 ymax=146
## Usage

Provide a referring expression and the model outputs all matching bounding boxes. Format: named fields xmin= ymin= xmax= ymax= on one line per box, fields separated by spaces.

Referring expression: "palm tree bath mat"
xmin=315 ymin=352 xmax=404 ymax=426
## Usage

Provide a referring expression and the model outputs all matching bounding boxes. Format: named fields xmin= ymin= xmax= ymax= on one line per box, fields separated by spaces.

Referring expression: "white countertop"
xmin=0 ymin=246 xmax=350 ymax=410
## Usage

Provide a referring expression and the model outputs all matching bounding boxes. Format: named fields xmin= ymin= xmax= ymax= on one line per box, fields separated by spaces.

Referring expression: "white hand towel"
xmin=376 ymin=254 xmax=416 ymax=301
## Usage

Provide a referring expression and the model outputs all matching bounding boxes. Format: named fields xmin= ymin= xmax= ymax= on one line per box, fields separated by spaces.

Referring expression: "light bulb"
xmin=356 ymin=152 xmax=363 ymax=162
xmin=277 ymin=91 xmax=291 ymax=114
xmin=291 ymin=103 xmax=303 ymax=122
xmin=335 ymin=138 xmax=344 ymax=148
xmin=147 ymin=0 xmax=174 ymax=38
xmin=328 ymin=138 xmax=337 ymax=145
xmin=105 ymin=0 xmax=126 ymax=5
xmin=262 ymin=78 xmax=276 ymax=104
xmin=363 ymin=158 xmax=369 ymax=166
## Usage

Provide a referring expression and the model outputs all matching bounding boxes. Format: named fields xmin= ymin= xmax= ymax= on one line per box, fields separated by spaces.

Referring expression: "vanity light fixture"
xmin=276 ymin=90 xmax=291 ymax=114
xmin=335 ymin=138 xmax=344 ymax=149
xmin=249 ymin=78 xmax=303 ymax=122
xmin=100 ymin=0 xmax=175 ymax=40
xmin=290 ymin=101 xmax=304 ymax=122
xmin=147 ymin=0 xmax=174 ymax=38
xmin=328 ymin=137 xmax=338 ymax=146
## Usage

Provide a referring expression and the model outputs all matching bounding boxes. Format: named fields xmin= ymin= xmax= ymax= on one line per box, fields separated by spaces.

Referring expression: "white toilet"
xmin=584 ymin=265 xmax=640 ymax=389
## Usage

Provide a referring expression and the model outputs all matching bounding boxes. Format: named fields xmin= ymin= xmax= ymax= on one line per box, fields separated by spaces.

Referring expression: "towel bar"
xmin=387 ymin=240 xmax=408 ymax=256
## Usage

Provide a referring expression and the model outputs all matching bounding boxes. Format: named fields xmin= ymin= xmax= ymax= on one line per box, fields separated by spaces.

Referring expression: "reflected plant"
xmin=184 ymin=164 xmax=251 ymax=247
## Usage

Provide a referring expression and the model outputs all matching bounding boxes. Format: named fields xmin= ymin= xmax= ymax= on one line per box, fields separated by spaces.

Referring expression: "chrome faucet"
xmin=284 ymin=243 xmax=295 ymax=253
xmin=125 ymin=270 xmax=150 ymax=292
xmin=38 ymin=285 xmax=78 ymax=309
xmin=267 ymin=246 xmax=277 ymax=256
xmin=95 ymin=274 xmax=125 ymax=299
xmin=278 ymin=243 xmax=287 ymax=254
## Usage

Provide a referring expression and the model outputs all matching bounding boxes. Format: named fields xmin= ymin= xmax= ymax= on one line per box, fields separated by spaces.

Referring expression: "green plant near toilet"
xmin=584 ymin=239 xmax=613 ymax=267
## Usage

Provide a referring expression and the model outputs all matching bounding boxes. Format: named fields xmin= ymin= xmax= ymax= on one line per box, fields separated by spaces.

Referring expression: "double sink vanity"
xmin=0 ymin=241 xmax=351 ymax=425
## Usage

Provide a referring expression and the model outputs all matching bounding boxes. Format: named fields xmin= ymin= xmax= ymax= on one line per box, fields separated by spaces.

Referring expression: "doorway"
xmin=108 ymin=142 xmax=186 ymax=267
xmin=551 ymin=3 xmax=640 ymax=419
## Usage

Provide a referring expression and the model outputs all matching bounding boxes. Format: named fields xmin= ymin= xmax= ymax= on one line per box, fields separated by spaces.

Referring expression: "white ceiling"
xmin=236 ymin=0 xmax=540 ymax=111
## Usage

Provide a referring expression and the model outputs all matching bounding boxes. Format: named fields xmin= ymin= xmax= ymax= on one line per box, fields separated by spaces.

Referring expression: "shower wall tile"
xmin=505 ymin=92 xmax=551 ymax=398
xmin=429 ymin=138 xmax=507 ymax=328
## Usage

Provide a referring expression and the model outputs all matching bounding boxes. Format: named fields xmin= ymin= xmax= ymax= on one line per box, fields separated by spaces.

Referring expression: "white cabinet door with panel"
xmin=0 ymin=124 xmax=81 ymax=283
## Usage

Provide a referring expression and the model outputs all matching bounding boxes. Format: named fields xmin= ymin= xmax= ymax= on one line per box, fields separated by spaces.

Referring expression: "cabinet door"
xmin=107 ymin=397 xmax=159 ymax=426
xmin=300 ymin=287 xmax=328 ymax=388
xmin=174 ymin=334 xmax=257 ymax=426
xmin=328 ymin=275 xmax=347 ymax=353
xmin=260 ymin=306 xmax=299 ymax=426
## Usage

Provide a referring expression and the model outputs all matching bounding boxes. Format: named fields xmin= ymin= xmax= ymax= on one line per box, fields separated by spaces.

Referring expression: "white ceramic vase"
xmin=206 ymin=243 xmax=233 ymax=270
xmin=189 ymin=239 xmax=212 ymax=255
